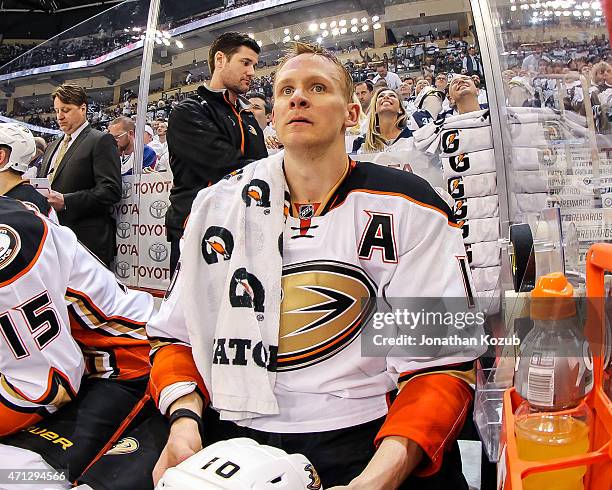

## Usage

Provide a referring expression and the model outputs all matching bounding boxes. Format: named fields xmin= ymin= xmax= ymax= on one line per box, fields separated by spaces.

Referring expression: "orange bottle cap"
xmin=530 ymin=272 xmax=576 ymax=320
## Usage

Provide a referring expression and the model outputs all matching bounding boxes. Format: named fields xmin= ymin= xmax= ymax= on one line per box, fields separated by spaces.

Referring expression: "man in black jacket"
xmin=166 ymin=32 xmax=268 ymax=274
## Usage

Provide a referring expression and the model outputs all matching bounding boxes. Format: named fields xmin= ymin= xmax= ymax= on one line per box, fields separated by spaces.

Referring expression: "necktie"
xmin=49 ymin=134 xmax=71 ymax=183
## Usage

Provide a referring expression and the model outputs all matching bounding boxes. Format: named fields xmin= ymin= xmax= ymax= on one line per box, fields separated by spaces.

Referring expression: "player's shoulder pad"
xmin=0 ymin=197 xmax=47 ymax=286
xmin=340 ymin=162 xmax=455 ymax=222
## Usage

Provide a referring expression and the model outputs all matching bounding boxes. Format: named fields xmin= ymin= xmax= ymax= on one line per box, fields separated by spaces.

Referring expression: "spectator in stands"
xmin=245 ymin=92 xmax=273 ymax=135
xmin=522 ymin=44 xmax=543 ymax=73
xmin=403 ymin=76 xmax=415 ymax=94
xmin=462 ymin=45 xmax=483 ymax=77
xmin=435 ymin=72 xmax=448 ymax=92
xmin=471 ymin=74 xmax=488 ymax=105
xmin=108 ymin=116 xmax=157 ymax=175
xmin=165 ymin=32 xmax=267 ymax=275
xmin=372 ymin=63 xmax=402 ymax=90
xmin=148 ymin=121 xmax=170 ymax=172
xmin=354 ymin=80 xmax=374 ymax=114
xmin=40 ymin=83 xmax=121 ymax=267
xmin=448 ymin=74 xmax=482 ymax=114
xmin=352 ymin=88 xmax=411 ymax=153
xmin=25 ymin=136 xmax=47 ymax=178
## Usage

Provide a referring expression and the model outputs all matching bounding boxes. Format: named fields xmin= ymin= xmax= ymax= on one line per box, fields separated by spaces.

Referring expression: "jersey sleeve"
xmin=0 ymin=205 xmax=84 ymax=436
xmin=66 ymin=241 xmax=154 ymax=381
xmin=379 ymin=194 xmax=482 ymax=475
xmin=146 ymin=262 xmax=209 ymax=413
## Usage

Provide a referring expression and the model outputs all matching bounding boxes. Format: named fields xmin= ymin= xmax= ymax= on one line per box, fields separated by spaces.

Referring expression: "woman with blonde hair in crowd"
xmin=352 ymin=88 xmax=412 ymax=153
xmin=591 ymin=61 xmax=612 ymax=105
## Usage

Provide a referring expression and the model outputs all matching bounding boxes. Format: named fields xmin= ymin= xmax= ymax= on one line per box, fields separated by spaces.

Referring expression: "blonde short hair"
xmin=275 ymin=42 xmax=354 ymax=103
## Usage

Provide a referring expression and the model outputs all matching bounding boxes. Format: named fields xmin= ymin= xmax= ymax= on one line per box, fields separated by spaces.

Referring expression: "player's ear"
xmin=271 ymin=107 xmax=276 ymax=128
xmin=345 ymin=100 xmax=360 ymax=129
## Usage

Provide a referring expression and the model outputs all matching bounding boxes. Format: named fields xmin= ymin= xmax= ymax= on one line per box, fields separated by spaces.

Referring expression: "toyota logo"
xmin=115 ymin=261 xmax=130 ymax=279
xmin=116 ymin=221 xmax=131 ymax=239
xmin=122 ymin=181 xmax=133 ymax=199
xmin=149 ymin=242 xmax=169 ymax=262
xmin=150 ymin=200 xmax=169 ymax=219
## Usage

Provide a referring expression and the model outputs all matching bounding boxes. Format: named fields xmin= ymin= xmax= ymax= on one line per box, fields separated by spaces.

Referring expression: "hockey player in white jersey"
xmin=0 ymin=123 xmax=58 ymax=223
xmin=0 ymin=197 xmax=165 ymax=489
xmin=149 ymin=42 xmax=483 ymax=489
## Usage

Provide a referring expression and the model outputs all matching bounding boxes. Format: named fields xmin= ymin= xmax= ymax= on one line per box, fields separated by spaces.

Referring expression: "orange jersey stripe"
xmin=0 ymin=403 xmax=44 ymax=437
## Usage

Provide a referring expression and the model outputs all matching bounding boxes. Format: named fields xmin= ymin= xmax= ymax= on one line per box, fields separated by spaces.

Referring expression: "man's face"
xmin=469 ymin=47 xmax=476 ymax=56
xmin=157 ymin=122 xmax=167 ymax=136
xmin=108 ymin=124 xmax=133 ymax=154
xmin=449 ymin=75 xmax=479 ymax=103
xmin=377 ymin=65 xmax=387 ymax=78
xmin=151 ymin=120 xmax=160 ymax=132
xmin=355 ymin=83 xmax=373 ymax=110
xmin=471 ymin=75 xmax=481 ymax=87
xmin=248 ymin=97 xmax=268 ymax=130
xmin=144 ymin=132 xmax=153 ymax=145
xmin=435 ymin=74 xmax=448 ymax=91
xmin=54 ymin=98 xmax=86 ymax=135
xmin=398 ymin=82 xmax=412 ymax=97
xmin=216 ymin=46 xmax=259 ymax=95
xmin=273 ymin=54 xmax=359 ymax=150
xmin=415 ymin=79 xmax=430 ymax=95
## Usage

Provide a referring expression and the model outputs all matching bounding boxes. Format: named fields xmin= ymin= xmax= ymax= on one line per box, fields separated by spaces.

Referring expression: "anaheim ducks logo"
xmin=202 ymin=226 xmax=234 ymax=264
xmin=242 ymin=179 xmax=271 ymax=208
xmin=441 ymin=129 xmax=460 ymax=154
xmin=305 ymin=464 xmax=322 ymax=490
xmin=104 ymin=437 xmax=139 ymax=455
xmin=0 ymin=225 xmax=21 ymax=270
xmin=453 ymin=199 xmax=468 ymax=219
xmin=278 ymin=260 xmax=376 ymax=371
xmin=229 ymin=267 xmax=265 ymax=313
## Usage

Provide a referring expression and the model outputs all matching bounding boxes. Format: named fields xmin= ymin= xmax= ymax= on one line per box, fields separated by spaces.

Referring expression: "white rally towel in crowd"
xmin=461 ymin=217 xmax=500 ymax=245
xmin=466 ymin=240 xmax=501 ymax=268
xmin=442 ymin=148 xmax=496 ymax=178
xmin=511 ymin=147 xmax=571 ymax=171
xmin=448 ymin=172 xmax=498 ymax=199
xmin=180 ymin=151 xmax=287 ymax=421
xmin=414 ymin=109 xmax=491 ymax=155
xmin=453 ymin=195 xmax=499 ymax=220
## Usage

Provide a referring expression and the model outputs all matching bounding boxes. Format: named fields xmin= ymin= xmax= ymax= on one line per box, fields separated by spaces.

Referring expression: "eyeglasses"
xmin=111 ymin=131 xmax=128 ymax=141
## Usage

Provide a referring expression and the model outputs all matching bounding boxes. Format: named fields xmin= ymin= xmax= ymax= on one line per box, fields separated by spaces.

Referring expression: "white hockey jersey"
xmin=0 ymin=197 xmax=154 ymax=436
xmin=147 ymin=160 xmax=483 ymax=434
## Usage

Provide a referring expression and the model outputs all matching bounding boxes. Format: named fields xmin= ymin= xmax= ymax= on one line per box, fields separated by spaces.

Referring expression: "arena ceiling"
xmin=0 ymin=1 xmax=124 ymax=13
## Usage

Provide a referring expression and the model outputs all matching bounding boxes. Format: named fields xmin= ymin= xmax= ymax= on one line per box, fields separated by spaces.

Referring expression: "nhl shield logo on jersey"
xmin=0 ymin=225 xmax=21 ymax=270
xmin=441 ymin=129 xmax=460 ymax=154
xmin=202 ymin=226 xmax=234 ymax=264
xmin=278 ymin=260 xmax=376 ymax=371
xmin=241 ymin=179 xmax=271 ymax=208
xmin=298 ymin=204 xmax=315 ymax=219
xmin=229 ymin=267 xmax=265 ymax=313
xmin=105 ymin=437 xmax=140 ymax=456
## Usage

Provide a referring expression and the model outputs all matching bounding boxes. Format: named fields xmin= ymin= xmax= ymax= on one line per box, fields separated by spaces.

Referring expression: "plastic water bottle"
xmin=513 ymin=273 xmax=593 ymax=490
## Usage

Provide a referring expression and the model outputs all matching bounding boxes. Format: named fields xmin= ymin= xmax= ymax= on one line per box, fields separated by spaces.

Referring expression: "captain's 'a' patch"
xmin=357 ymin=211 xmax=398 ymax=263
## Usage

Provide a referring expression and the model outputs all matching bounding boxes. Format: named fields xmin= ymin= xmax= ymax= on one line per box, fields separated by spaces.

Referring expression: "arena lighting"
xmin=322 ymin=30 xmax=329 ymax=37
xmin=591 ymin=0 xmax=600 ymax=8
xmin=332 ymin=27 xmax=340 ymax=35
xmin=257 ymin=40 xmax=263 ymax=47
xmin=351 ymin=18 xmax=358 ymax=25
xmin=572 ymin=9 xmax=581 ymax=14
xmin=340 ymin=27 xmax=348 ymax=34
xmin=316 ymin=36 xmax=323 ymax=43
xmin=596 ymin=8 xmax=603 ymax=14
xmin=330 ymin=20 xmax=337 ymax=28
xmin=563 ymin=9 xmax=571 ymax=14
xmin=309 ymin=23 xmax=318 ymax=32
xmin=511 ymin=5 xmax=517 ymax=9
xmin=583 ymin=9 xmax=591 ymax=14
xmin=362 ymin=24 xmax=369 ymax=31
xmin=176 ymin=40 xmax=184 ymax=49
xmin=339 ymin=19 xmax=347 ymax=26
xmin=320 ymin=22 xmax=327 ymax=29
xmin=163 ymin=31 xmax=171 ymax=38
xmin=284 ymin=28 xmax=290 ymax=35
xmin=555 ymin=10 xmax=562 ymax=14
xmin=372 ymin=15 xmax=380 ymax=22
xmin=162 ymin=38 xmax=170 ymax=46
xmin=283 ymin=35 xmax=291 ymax=42
xmin=373 ymin=22 xmax=382 ymax=29
xmin=155 ymin=39 xmax=162 ymax=45
xmin=351 ymin=25 xmax=358 ymax=32
xmin=133 ymin=27 xmax=141 ymax=32
xmin=361 ymin=17 xmax=368 ymax=23
xmin=294 ymin=34 xmax=300 ymax=40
